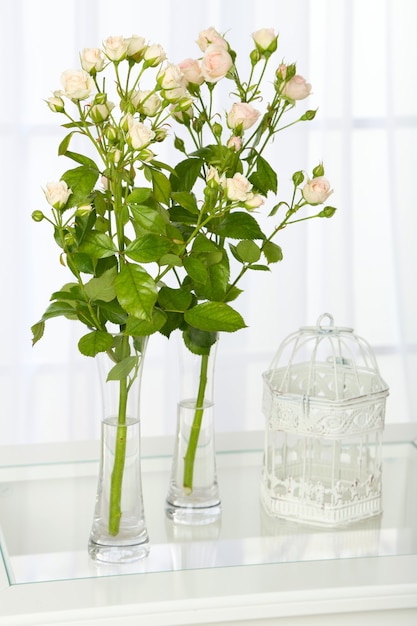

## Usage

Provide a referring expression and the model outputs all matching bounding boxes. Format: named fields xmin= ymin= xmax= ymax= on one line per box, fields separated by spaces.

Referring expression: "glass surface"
xmin=0 ymin=439 xmax=416 ymax=585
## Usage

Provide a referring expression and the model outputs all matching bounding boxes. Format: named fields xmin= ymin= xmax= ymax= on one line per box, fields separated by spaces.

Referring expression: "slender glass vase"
xmin=88 ymin=334 xmax=150 ymax=563
xmin=165 ymin=332 xmax=221 ymax=524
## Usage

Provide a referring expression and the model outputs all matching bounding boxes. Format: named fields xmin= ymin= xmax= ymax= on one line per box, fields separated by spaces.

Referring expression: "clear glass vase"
xmin=88 ymin=334 xmax=150 ymax=563
xmin=165 ymin=331 xmax=221 ymax=524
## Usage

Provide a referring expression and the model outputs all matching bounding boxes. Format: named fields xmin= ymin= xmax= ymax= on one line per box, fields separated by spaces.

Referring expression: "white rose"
xmin=201 ymin=44 xmax=233 ymax=83
xmin=196 ymin=27 xmax=228 ymax=52
xmin=44 ymin=181 xmax=72 ymax=209
xmin=157 ymin=63 xmax=184 ymax=90
xmin=103 ymin=35 xmax=128 ymax=61
xmin=89 ymin=101 xmax=115 ymax=123
xmin=60 ymin=69 xmax=94 ymax=101
xmin=47 ymin=91 xmax=65 ymax=112
xmin=227 ymin=102 xmax=261 ymax=131
xmin=206 ymin=166 xmax=226 ymax=187
xmin=131 ymin=90 xmax=161 ymax=116
xmin=143 ymin=44 xmax=166 ymax=67
xmin=80 ymin=48 xmax=105 ymax=74
xmin=126 ymin=35 xmax=146 ymax=60
xmin=225 ymin=173 xmax=253 ymax=202
xmin=282 ymin=75 xmax=312 ymax=100
xmin=251 ymin=28 xmax=277 ymax=53
xmin=302 ymin=176 xmax=333 ymax=205
xmin=127 ymin=116 xmax=155 ymax=150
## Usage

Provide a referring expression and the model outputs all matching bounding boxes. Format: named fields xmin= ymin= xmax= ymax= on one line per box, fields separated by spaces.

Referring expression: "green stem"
xmin=182 ymin=353 xmax=209 ymax=493
xmin=108 ymin=374 xmax=128 ymax=536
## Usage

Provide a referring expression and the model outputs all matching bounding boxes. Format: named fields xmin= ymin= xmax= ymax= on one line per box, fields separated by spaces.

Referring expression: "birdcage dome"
xmin=262 ymin=313 xmax=389 ymax=439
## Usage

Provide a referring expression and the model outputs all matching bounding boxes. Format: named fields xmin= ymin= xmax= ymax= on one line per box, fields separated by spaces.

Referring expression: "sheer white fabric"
xmin=0 ymin=0 xmax=415 ymax=445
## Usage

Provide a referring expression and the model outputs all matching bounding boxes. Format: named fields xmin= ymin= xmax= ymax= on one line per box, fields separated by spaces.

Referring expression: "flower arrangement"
xmin=31 ymin=27 xmax=335 ymax=534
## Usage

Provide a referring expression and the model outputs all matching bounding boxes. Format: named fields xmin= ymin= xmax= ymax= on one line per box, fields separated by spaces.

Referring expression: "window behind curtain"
xmin=0 ymin=0 xmax=415 ymax=445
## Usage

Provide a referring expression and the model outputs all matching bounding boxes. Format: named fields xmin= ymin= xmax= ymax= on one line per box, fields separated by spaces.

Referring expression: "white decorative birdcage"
xmin=261 ymin=313 xmax=389 ymax=526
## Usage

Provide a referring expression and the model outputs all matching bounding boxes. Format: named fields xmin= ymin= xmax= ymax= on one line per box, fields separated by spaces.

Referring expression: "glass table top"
xmin=0 ymin=437 xmax=416 ymax=585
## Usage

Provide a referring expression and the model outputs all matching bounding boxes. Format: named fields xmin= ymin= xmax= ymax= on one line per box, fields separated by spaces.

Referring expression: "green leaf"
xmin=96 ymin=299 xmax=127 ymax=325
xmin=168 ymin=205 xmax=197 ymax=225
xmin=84 ymin=267 xmax=117 ymax=302
xmin=107 ymin=356 xmax=138 ymax=381
xmin=158 ymin=253 xmax=183 ymax=267
xmin=193 ymin=253 xmax=230 ymax=301
xmin=158 ymin=286 xmax=193 ymax=312
xmin=248 ymin=264 xmax=270 ymax=271
xmin=158 ymin=311 xmax=183 ymax=338
xmin=269 ymin=201 xmax=289 ymax=217
xmin=64 ymin=150 xmax=98 ymax=169
xmin=235 ymin=240 xmax=261 ymax=263
xmin=78 ymin=330 xmax=114 ymax=357
xmin=61 ymin=165 xmax=99 ymax=208
xmin=125 ymin=233 xmax=172 ymax=263
xmin=149 ymin=168 xmax=171 ymax=205
xmin=125 ymin=309 xmax=167 ymax=336
xmin=126 ymin=188 xmax=152 ymax=204
xmin=40 ymin=301 xmax=78 ymax=321
xmin=58 ymin=133 xmax=74 ymax=156
xmin=182 ymin=326 xmax=217 ymax=356
xmin=184 ymin=301 xmax=246 ymax=333
xmin=170 ymin=158 xmax=203 ymax=192
xmin=171 ymin=191 xmax=199 ymax=214
xmin=31 ymin=321 xmax=45 ymax=346
xmin=249 ymin=155 xmax=277 ymax=194
xmin=115 ymin=263 xmax=158 ymax=320
xmin=215 ymin=212 xmax=265 ymax=240
xmin=183 ymin=255 xmax=208 ymax=283
xmin=129 ymin=205 xmax=168 ymax=235
xmin=78 ymin=231 xmax=117 ymax=258
xmin=263 ymin=241 xmax=283 ymax=263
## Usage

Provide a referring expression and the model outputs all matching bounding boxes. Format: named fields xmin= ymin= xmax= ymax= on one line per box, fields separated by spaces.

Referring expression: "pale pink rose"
xmin=44 ymin=181 xmax=72 ymax=209
xmin=276 ymin=63 xmax=287 ymax=80
xmin=227 ymin=102 xmax=261 ymax=131
xmin=225 ymin=173 xmax=253 ymax=202
xmin=201 ymin=44 xmax=233 ymax=83
xmin=127 ymin=116 xmax=155 ymax=149
xmin=251 ymin=28 xmax=277 ymax=53
xmin=227 ymin=136 xmax=242 ymax=151
xmin=60 ymin=69 xmax=95 ymax=101
xmin=282 ymin=74 xmax=312 ymax=100
xmin=80 ymin=48 xmax=105 ymax=74
xmin=103 ymin=36 xmax=128 ymax=61
xmin=178 ymin=58 xmax=204 ymax=86
xmin=196 ymin=27 xmax=228 ymax=52
xmin=302 ymin=176 xmax=333 ymax=205
xmin=131 ymin=89 xmax=162 ymax=116
xmin=126 ymin=35 xmax=146 ymax=59
xmin=143 ymin=44 xmax=166 ymax=67
xmin=245 ymin=193 xmax=264 ymax=209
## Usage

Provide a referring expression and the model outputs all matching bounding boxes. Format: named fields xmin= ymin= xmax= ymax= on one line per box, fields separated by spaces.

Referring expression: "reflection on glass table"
xmin=0 ymin=435 xmax=416 ymax=585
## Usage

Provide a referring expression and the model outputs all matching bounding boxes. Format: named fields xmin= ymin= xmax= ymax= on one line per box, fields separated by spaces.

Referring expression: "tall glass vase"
xmin=88 ymin=334 xmax=150 ymax=563
xmin=165 ymin=331 xmax=221 ymax=524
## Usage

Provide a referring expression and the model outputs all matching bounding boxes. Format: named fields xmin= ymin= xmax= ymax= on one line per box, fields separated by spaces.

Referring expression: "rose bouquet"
xmin=32 ymin=27 xmax=335 ymax=533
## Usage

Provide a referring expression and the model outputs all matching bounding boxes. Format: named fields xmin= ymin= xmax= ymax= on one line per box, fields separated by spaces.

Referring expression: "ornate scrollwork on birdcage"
xmin=261 ymin=313 xmax=389 ymax=526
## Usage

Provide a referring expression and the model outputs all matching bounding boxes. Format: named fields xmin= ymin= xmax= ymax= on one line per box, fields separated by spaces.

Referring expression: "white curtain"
xmin=0 ymin=0 xmax=415 ymax=445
